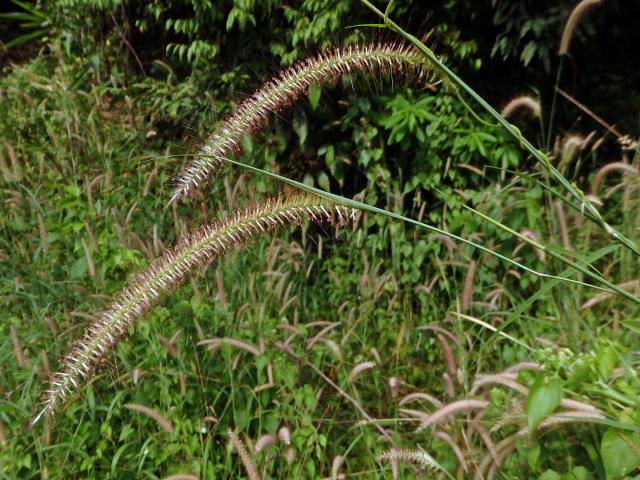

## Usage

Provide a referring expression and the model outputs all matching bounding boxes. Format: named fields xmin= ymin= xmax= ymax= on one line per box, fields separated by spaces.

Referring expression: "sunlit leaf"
xmin=526 ymin=376 xmax=563 ymax=431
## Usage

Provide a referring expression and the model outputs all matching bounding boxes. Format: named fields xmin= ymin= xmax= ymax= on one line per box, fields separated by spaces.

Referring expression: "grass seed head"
xmin=559 ymin=0 xmax=604 ymax=55
xmin=31 ymin=194 xmax=355 ymax=426
xmin=171 ymin=43 xmax=435 ymax=202
xmin=501 ymin=96 xmax=541 ymax=119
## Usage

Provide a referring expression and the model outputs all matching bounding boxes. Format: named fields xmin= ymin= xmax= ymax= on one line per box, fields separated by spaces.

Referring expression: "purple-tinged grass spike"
xmin=31 ymin=194 xmax=355 ymax=426
xmin=170 ymin=43 xmax=435 ymax=203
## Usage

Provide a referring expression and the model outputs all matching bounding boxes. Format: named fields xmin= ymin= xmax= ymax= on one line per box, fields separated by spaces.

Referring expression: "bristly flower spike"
xmin=170 ymin=43 xmax=435 ymax=203
xmin=31 ymin=194 xmax=355 ymax=426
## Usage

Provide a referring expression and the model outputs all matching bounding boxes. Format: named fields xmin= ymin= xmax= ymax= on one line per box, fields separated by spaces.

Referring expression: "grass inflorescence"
xmin=3 ymin=3 xmax=639 ymax=477
xmin=32 ymin=194 xmax=355 ymax=425
xmin=171 ymin=43 xmax=435 ymax=202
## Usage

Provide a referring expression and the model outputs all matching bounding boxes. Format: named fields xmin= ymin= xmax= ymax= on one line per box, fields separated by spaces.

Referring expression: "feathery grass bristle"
xmin=500 ymin=96 xmax=541 ymax=119
xmin=31 ymin=194 xmax=355 ymax=426
xmin=171 ymin=43 xmax=435 ymax=202
xmin=124 ymin=403 xmax=174 ymax=433
xmin=559 ymin=0 xmax=603 ymax=55
xmin=590 ymin=161 xmax=638 ymax=194
xmin=416 ymin=399 xmax=489 ymax=432
xmin=228 ymin=429 xmax=261 ymax=480
xmin=377 ymin=448 xmax=438 ymax=474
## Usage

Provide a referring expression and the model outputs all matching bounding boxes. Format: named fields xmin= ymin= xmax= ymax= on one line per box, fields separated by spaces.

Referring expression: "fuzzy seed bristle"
xmin=228 ymin=429 xmax=261 ymax=480
xmin=500 ymin=96 xmax=541 ymax=119
xmin=31 ymin=194 xmax=355 ymax=426
xmin=559 ymin=0 xmax=603 ymax=55
xmin=415 ymin=399 xmax=488 ymax=432
xmin=171 ymin=43 xmax=435 ymax=202
xmin=590 ymin=161 xmax=638 ymax=194
xmin=124 ymin=403 xmax=174 ymax=433
xmin=377 ymin=448 xmax=438 ymax=472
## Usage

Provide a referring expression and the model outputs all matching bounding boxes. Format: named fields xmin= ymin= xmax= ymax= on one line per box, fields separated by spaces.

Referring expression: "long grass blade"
xmin=359 ymin=0 xmax=640 ymax=257
xmin=224 ymin=158 xmax=621 ymax=297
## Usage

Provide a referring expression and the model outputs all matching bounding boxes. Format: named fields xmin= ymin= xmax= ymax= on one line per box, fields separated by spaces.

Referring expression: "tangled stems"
xmin=32 ymin=194 xmax=355 ymax=426
xmin=170 ymin=43 xmax=434 ymax=202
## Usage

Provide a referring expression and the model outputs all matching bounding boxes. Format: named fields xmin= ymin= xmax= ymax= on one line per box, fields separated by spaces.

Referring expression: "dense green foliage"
xmin=1 ymin=0 xmax=640 ymax=479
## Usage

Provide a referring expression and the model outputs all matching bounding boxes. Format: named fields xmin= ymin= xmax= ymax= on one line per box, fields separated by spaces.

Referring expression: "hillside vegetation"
xmin=1 ymin=1 xmax=639 ymax=478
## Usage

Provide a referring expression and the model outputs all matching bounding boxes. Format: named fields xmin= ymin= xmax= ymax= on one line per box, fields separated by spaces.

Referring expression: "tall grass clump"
xmin=26 ymin=33 xmax=640 ymax=436
xmin=32 ymin=194 xmax=354 ymax=425
xmin=171 ymin=43 xmax=435 ymax=202
xmin=33 ymin=41 xmax=435 ymax=427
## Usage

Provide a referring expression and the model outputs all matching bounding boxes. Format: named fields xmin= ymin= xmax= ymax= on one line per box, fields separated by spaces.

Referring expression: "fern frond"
xmin=31 ymin=194 xmax=355 ymax=426
xmin=170 ymin=43 xmax=435 ymax=202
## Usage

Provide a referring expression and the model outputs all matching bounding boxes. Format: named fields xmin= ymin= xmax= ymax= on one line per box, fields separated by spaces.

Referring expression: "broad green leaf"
xmin=69 ymin=256 xmax=88 ymax=279
xmin=527 ymin=443 xmax=541 ymax=470
xmin=621 ymin=319 xmax=640 ymax=334
xmin=567 ymin=466 xmax=592 ymax=480
xmin=539 ymin=471 xmax=561 ymax=480
xmin=526 ymin=376 xmax=563 ymax=431
xmin=308 ymin=84 xmax=321 ymax=110
xmin=566 ymin=359 xmax=593 ymax=387
xmin=293 ymin=110 xmax=308 ymax=146
xmin=601 ymin=429 xmax=640 ymax=479
xmin=596 ymin=344 xmax=617 ymax=379
xmin=317 ymin=171 xmax=330 ymax=191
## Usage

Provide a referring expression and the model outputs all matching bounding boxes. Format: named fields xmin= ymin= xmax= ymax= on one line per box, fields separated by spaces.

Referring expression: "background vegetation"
xmin=1 ymin=0 xmax=639 ymax=478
